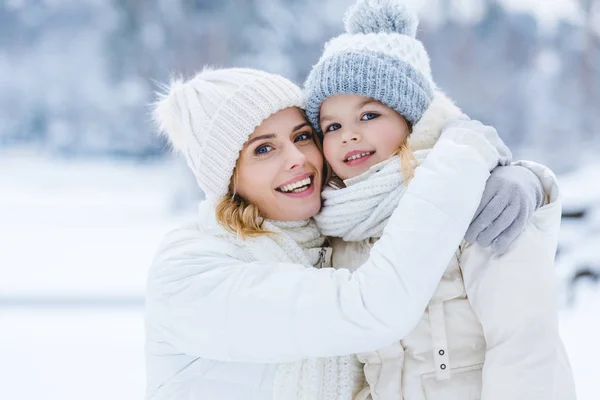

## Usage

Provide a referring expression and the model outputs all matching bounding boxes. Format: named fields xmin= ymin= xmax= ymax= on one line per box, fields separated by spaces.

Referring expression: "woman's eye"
xmin=361 ymin=112 xmax=379 ymax=121
xmin=324 ymin=123 xmax=341 ymax=133
xmin=255 ymin=144 xmax=272 ymax=155
xmin=294 ymin=131 xmax=313 ymax=143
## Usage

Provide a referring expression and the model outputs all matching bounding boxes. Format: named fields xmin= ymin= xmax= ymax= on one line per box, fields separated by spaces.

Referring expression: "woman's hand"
xmin=465 ymin=165 xmax=545 ymax=254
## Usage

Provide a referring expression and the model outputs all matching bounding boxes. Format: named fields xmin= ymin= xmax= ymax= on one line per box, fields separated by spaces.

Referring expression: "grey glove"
xmin=465 ymin=165 xmax=545 ymax=254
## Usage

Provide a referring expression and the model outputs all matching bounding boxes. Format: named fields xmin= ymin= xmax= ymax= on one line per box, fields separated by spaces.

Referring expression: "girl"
xmin=304 ymin=1 xmax=576 ymax=399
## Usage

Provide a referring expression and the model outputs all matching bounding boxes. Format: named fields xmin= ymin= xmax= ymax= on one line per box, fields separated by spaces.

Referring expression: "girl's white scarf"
xmin=315 ymin=151 xmax=429 ymax=242
xmin=198 ymin=204 xmax=363 ymax=400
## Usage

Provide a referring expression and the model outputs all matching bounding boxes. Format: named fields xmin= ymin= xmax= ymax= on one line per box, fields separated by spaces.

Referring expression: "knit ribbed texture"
xmin=304 ymin=0 xmax=435 ymax=132
xmin=153 ymin=67 xmax=304 ymax=202
xmin=315 ymin=152 xmax=428 ymax=241
xmin=273 ymin=356 xmax=365 ymax=400
xmin=320 ymin=32 xmax=434 ymax=84
xmin=305 ymin=51 xmax=433 ymax=132
xmin=263 ymin=219 xmax=328 ymax=267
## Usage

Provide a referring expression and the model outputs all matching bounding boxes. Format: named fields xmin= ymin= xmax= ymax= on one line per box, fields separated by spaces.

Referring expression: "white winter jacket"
xmin=144 ymin=131 xmax=500 ymax=400
xmin=331 ymin=160 xmax=575 ymax=400
xmin=323 ymin=90 xmax=576 ymax=400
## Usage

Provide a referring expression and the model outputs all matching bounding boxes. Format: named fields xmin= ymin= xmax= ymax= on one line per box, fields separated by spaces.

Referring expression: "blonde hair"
xmin=393 ymin=141 xmax=418 ymax=183
xmin=215 ymin=168 xmax=271 ymax=239
xmin=215 ymin=119 xmax=332 ymax=239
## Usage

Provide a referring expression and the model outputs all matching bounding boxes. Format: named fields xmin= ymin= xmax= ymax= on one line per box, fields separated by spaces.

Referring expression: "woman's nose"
xmin=285 ymin=143 xmax=307 ymax=170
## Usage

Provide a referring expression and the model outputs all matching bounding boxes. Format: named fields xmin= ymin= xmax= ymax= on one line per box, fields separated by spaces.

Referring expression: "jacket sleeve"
xmin=460 ymin=161 xmax=571 ymax=400
xmin=147 ymin=134 xmax=496 ymax=364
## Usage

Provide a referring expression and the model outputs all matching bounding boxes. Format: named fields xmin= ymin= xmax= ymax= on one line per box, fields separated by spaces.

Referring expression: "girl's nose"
xmin=341 ymin=129 xmax=361 ymax=144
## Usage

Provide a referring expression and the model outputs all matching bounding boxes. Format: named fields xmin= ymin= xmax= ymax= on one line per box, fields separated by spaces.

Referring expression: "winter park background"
xmin=0 ymin=0 xmax=599 ymax=398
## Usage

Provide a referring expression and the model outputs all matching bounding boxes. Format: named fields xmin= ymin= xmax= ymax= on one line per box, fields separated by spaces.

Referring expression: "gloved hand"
xmin=465 ymin=165 xmax=545 ymax=254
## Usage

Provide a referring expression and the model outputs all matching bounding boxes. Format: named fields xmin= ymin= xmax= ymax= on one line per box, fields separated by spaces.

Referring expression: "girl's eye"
xmin=324 ymin=123 xmax=341 ymax=133
xmin=294 ymin=131 xmax=314 ymax=143
xmin=255 ymin=144 xmax=272 ymax=155
xmin=361 ymin=112 xmax=379 ymax=121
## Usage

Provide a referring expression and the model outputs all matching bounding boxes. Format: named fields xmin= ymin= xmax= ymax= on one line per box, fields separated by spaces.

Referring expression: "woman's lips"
xmin=275 ymin=174 xmax=316 ymax=198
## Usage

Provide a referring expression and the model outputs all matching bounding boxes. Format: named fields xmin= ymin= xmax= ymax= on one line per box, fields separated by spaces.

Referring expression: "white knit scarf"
xmin=261 ymin=218 xmax=328 ymax=267
xmin=254 ymin=221 xmax=364 ymax=400
xmin=200 ymin=205 xmax=364 ymax=400
xmin=315 ymin=151 xmax=429 ymax=242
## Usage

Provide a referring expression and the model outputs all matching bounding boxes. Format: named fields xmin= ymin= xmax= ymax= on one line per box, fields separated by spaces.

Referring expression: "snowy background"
xmin=0 ymin=0 xmax=599 ymax=399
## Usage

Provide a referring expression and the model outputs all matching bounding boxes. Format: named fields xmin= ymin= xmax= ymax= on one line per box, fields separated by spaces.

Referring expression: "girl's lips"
xmin=344 ymin=152 xmax=375 ymax=167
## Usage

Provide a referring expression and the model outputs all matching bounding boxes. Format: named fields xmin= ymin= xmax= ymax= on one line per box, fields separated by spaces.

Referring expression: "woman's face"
xmin=236 ymin=107 xmax=324 ymax=221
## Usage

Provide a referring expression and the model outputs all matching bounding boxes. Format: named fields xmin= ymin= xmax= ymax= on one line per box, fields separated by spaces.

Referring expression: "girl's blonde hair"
xmin=394 ymin=141 xmax=418 ymax=183
xmin=215 ymin=119 xmax=332 ymax=239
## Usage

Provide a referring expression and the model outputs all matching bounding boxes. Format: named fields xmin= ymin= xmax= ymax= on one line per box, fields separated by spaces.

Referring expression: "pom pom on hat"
xmin=344 ymin=0 xmax=418 ymax=37
xmin=153 ymin=76 xmax=188 ymax=152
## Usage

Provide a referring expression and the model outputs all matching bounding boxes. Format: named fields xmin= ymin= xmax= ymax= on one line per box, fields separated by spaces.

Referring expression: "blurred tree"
xmin=0 ymin=0 xmax=598 ymax=166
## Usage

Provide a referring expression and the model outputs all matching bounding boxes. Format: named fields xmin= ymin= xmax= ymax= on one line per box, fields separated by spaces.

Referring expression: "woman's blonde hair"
xmin=215 ymin=116 xmax=332 ymax=239
xmin=215 ymin=169 xmax=268 ymax=239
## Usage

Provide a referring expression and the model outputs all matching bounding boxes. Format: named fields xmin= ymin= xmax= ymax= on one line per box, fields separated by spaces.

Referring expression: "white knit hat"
xmin=153 ymin=67 xmax=305 ymax=202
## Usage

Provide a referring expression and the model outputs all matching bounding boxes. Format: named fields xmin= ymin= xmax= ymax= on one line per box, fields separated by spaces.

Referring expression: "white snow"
xmin=0 ymin=152 xmax=598 ymax=399
xmin=0 ymin=309 xmax=145 ymax=400
xmin=559 ymin=287 xmax=600 ymax=399
xmin=559 ymin=162 xmax=600 ymax=213
xmin=0 ymin=150 xmax=193 ymax=299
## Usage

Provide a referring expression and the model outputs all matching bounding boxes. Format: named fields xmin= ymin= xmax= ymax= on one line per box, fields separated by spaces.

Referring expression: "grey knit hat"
xmin=304 ymin=0 xmax=435 ymax=133
xmin=153 ymin=67 xmax=304 ymax=202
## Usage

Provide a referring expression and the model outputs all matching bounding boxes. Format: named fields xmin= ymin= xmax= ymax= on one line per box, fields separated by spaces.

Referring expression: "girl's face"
xmin=320 ymin=94 xmax=410 ymax=180
xmin=236 ymin=107 xmax=324 ymax=221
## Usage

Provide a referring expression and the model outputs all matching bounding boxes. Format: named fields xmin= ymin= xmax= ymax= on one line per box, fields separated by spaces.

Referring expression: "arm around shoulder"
xmin=146 ymin=134 xmax=497 ymax=365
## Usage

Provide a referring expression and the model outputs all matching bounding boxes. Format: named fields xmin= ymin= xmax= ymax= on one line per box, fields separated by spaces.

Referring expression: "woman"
xmin=145 ymin=67 xmax=534 ymax=400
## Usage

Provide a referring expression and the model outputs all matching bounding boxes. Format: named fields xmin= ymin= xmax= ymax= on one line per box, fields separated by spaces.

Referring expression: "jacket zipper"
xmin=317 ymin=247 xmax=326 ymax=268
